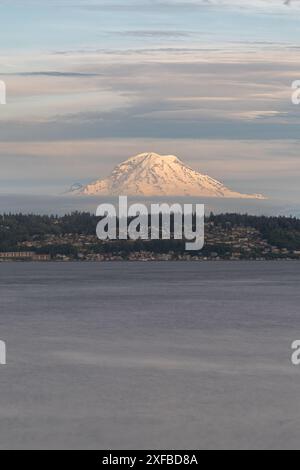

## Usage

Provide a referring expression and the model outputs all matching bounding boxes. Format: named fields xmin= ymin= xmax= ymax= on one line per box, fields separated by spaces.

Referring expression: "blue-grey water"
xmin=0 ymin=261 xmax=300 ymax=450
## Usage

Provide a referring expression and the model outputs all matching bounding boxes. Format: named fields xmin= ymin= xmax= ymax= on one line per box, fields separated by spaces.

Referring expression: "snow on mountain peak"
xmin=76 ymin=152 xmax=265 ymax=199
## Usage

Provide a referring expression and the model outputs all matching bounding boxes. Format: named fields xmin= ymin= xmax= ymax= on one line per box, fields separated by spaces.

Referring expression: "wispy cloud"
xmin=74 ymin=0 xmax=300 ymax=12
xmin=0 ymin=47 xmax=298 ymax=141
xmin=116 ymin=30 xmax=192 ymax=38
xmin=2 ymin=71 xmax=101 ymax=77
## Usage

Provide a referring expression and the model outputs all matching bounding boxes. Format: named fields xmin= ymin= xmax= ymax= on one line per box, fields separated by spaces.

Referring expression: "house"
xmin=0 ymin=252 xmax=50 ymax=261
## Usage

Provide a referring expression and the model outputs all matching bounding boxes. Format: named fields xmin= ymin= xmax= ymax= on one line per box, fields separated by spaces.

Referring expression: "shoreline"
xmin=1 ymin=258 xmax=300 ymax=263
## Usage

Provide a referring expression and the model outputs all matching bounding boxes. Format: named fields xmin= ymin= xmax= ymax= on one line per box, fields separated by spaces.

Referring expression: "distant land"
xmin=1 ymin=213 xmax=300 ymax=262
xmin=69 ymin=153 xmax=265 ymax=199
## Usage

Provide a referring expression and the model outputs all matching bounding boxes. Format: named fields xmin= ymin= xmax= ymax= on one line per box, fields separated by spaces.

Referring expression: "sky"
xmin=1 ymin=0 xmax=300 ymax=210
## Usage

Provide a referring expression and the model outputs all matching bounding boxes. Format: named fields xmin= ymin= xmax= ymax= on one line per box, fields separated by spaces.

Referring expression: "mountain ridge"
xmin=73 ymin=152 xmax=265 ymax=199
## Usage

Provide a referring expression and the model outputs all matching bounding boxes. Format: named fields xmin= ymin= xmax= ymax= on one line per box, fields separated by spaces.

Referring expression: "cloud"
xmin=9 ymin=72 xmax=101 ymax=77
xmin=116 ymin=30 xmax=192 ymax=38
xmin=1 ymin=47 xmax=299 ymax=141
xmin=74 ymin=0 xmax=300 ymax=12
xmin=173 ymin=0 xmax=299 ymax=9
xmin=234 ymin=110 xmax=289 ymax=121
xmin=75 ymin=1 xmax=203 ymax=12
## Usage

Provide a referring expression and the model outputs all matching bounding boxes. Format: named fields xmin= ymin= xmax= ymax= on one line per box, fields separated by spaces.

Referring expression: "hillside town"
xmin=1 ymin=214 xmax=300 ymax=262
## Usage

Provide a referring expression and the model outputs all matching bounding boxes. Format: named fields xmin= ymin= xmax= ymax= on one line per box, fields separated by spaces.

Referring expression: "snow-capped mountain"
xmin=77 ymin=152 xmax=265 ymax=199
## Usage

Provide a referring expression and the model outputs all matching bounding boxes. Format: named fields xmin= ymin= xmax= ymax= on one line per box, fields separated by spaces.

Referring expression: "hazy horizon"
xmin=1 ymin=194 xmax=300 ymax=218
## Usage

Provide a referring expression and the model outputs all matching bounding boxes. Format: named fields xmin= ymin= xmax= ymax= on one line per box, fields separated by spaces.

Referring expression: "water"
xmin=0 ymin=261 xmax=300 ymax=450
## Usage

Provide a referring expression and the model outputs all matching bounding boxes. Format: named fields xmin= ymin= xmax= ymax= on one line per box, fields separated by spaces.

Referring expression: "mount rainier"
xmin=74 ymin=152 xmax=265 ymax=199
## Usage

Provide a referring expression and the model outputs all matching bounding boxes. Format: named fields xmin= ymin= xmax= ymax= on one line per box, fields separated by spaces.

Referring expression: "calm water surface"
xmin=0 ymin=261 xmax=300 ymax=450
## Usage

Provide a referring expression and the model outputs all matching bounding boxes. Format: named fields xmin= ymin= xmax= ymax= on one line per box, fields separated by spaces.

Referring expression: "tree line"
xmin=1 ymin=212 xmax=300 ymax=253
